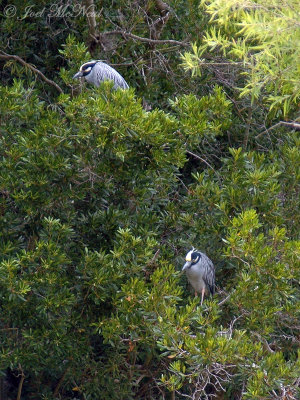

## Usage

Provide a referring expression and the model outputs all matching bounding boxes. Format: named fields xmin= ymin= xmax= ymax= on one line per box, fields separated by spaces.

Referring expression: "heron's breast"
xmin=185 ymin=266 xmax=206 ymax=292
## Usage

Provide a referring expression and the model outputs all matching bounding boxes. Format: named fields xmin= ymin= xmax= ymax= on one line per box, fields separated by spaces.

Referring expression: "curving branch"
xmin=101 ymin=30 xmax=190 ymax=47
xmin=0 ymin=51 xmax=63 ymax=94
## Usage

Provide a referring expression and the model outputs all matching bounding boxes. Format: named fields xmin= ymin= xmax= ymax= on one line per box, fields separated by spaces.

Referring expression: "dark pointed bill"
xmin=73 ymin=71 xmax=83 ymax=79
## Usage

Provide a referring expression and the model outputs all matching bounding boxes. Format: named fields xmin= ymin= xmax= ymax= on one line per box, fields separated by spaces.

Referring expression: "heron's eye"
xmin=193 ymin=255 xmax=199 ymax=264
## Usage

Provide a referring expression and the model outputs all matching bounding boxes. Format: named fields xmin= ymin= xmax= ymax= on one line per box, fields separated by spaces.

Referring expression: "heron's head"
xmin=182 ymin=248 xmax=202 ymax=271
xmin=73 ymin=61 xmax=98 ymax=79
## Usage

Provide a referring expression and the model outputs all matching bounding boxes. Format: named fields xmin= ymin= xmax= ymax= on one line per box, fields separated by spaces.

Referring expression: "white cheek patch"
xmin=80 ymin=65 xmax=92 ymax=73
xmin=185 ymin=249 xmax=193 ymax=262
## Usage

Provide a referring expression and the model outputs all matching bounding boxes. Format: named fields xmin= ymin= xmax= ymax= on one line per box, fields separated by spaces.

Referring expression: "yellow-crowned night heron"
xmin=73 ymin=60 xmax=129 ymax=90
xmin=182 ymin=248 xmax=215 ymax=305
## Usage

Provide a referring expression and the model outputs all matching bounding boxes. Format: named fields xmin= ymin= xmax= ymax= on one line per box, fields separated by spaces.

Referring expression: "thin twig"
xmin=150 ymin=249 xmax=160 ymax=264
xmin=252 ymin=332 xmax=274 ymax=354
xmin=0 ymin=51 xmax=63 ymax=94
xmin=218 ymin=292 xmax=231 ymax=307
xmin=201 ymin=291 xmax=232 ymax=313
xmin=176 ymin=175 xmax=189 ymax=191
xmin=200 ymin=61 xmax=246 ymax=66
xmin=186 ymin=150 xmax=216 ymax=173
xmin=102 ymin=30 xmax=190 ymax=47
xmin=256 ymin=121 xmax=300 ymax=139
xmin=243 ymin=108 xmax=252 ymax=149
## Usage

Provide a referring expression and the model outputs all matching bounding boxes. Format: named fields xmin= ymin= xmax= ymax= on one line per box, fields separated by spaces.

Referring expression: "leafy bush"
xmin=0 ymin=2 xmax=299 ymax=399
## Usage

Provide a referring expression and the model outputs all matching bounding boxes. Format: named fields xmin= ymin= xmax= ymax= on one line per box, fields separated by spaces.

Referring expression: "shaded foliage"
xmin=0 ymin=1 xmax=299 ymax=399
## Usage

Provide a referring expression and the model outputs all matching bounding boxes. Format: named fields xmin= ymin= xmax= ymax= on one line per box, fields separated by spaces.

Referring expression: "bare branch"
xmin=83 ymin=0 xmax=101 ymax=53
xmin=256 ymin=121 xmax=300 ymax=139
xmin=102 ymin=30 xmax=190 ymax=47
xmin=149 ymin=249 xmax=160 ymax=265
xmin=186 ymin=150 xmax=216 ymax=173
xmin=16 ymin=366 xmax=25 ymax=400
xmin=53 ymin=367 xmax=70 ymax=398
xmin=243 ymin=108 xmax=252 ymax=149
xmin=83 ymin=0 xmax=98 ymax=40
xmin=0 ymin=51 xmax=63 ymax=94
xmin=252 ymin=332 xmax=274 ymax=354
xmin=218 ymin=292 xmax=232 ymax=307
xmin=155 ymin=0 xmax=170 ymax=15
xmin=152 ymin=0 xmax=171 ymax=40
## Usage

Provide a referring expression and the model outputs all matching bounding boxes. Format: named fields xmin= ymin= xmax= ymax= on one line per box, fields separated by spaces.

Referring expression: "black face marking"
xmin=191 ymin=251 xmax=201 ymax=264
xmin=81 ymin=62 xmax=97 ymax=76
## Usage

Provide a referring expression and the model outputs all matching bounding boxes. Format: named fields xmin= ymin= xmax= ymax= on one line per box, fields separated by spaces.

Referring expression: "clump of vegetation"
xmin=0 ymin=1 xmax=299 ymax=399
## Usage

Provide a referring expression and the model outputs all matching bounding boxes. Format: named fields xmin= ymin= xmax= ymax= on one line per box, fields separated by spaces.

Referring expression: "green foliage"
xmin=181 ymin=0 xmax=300 ymax=115
xmin=170 ymin=86 xmax=232 ymax=141
xmin=0 ymin=2 xmax=299 ymax=399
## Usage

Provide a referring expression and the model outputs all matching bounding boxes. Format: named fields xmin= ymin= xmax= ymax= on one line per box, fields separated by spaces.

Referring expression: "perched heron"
xmin=182 ymin=248 xmax=215 ymax=305
xmin=73 ymin=60 xmax=129 ymax=90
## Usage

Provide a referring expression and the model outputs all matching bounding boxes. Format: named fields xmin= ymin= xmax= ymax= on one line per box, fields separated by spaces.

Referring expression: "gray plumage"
xmin=182 ymin=248 xmax=215 ymax=305
xmin=73 ymin=60 xmax=129 ymax=90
